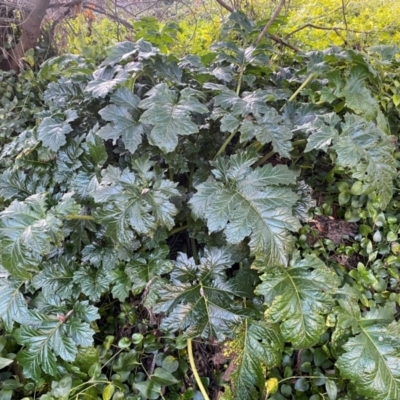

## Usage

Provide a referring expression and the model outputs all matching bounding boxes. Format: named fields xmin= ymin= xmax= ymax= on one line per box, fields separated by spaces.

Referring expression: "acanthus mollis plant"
xmin=0 ymin=11 xmax=400 ymax=400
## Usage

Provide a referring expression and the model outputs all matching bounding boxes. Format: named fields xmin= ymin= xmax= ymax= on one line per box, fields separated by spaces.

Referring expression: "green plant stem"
xmin=278 ymin=375 xmax=339 ymax=384
xmin=215 ymin=128 xmax=239 ymax=158
xmin=187 ymin=339 xmax=210 ymax=400
xmin=279 ymin=73 xmax=315 ymax=112
xmin=253 ymin=150 xmax=275 ymax=168
xmin=65 ymin=214 xmax=95 ymax=221
xmin=170 ymin=224 xmax=189 ymax=236
xmin=292 ymin=139 xmax=306 ymax=147
xmin=236 ymin=67 xmax=244 ymax=95
xmin=190 ymin=237 xmax=199 ymax=264
xmin=289 ymin=73 xmax=314 ymax=102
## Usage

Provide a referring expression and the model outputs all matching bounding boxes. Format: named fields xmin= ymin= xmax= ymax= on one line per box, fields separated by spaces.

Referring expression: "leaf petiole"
xmin=187 ymin=339 xmax=210 ymax=400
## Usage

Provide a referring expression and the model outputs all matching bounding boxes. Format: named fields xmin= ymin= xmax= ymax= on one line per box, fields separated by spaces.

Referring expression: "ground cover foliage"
xmin=2 ymin=11 xmax=400 ymax=400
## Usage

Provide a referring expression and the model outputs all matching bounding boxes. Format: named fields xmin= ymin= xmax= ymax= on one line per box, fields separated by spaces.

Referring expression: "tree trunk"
xmin=4 ymin=0 xmax=51 ymax=71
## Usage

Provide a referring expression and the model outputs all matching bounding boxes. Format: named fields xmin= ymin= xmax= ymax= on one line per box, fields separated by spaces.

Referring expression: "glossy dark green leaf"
xmin=255 ymin=253 xmax=339 ymax=348
xmin=336 ymin=304 xmax=400 ymax=400
xmin=85 ymin=65 xmax=128 ymax=98
xmin=37 ymin=114 xmax=74 ymax=152
xmin=0 ymin=279 xmax=29 ymax=329
xmin=97 ymin=89 xmax=144 ymax=154
xmin=154 ymin=248 xmax=247 ymax=341
xmin=239 ymin=109 xmax=293 ymax=158
xmin=151 ymin=367 xmax=180 ymax=385
xmin=92 ymin=159 xmax=179 ymax=243
xmin=139 ymin=84 xmax=208 ymax=153
xmin=190 ymin=150 xmax=300 ymax=265
xmin=126 ymin=246 xmax=173 ymax=295
xmin=134 ymin=380 xmax=161 ymax=400
xmin=230 ymin=321 xmax=284 ymax=400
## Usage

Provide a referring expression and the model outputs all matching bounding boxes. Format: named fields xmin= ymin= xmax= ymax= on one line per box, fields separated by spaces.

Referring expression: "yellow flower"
xmin=265 ymin=377 xmax=279 ymax=396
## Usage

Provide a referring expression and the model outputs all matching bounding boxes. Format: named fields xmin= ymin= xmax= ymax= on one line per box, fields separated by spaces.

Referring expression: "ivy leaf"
xmin=134 ymin=380 xmax=162 ymax=400
xmin=228 ymin=321 xmax=284 ymax=400
xmin=336 ymin=304 xmax=400 ymax=400
xmin=151 ymin=367 xmax=180 ymax=385
xmin=154 ymin=248 xmax=247 ymax=341
xmin=139 ymin=84 xmax=209 ymax=153
xmin=190 ymin=150 xmax=301 ymax=265
xmin=255 ymin=253 xmax=339 ymax=348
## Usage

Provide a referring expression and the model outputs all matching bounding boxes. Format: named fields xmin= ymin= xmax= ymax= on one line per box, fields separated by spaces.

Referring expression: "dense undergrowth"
xmin=2 ymin=10 xmax=400 ymax=400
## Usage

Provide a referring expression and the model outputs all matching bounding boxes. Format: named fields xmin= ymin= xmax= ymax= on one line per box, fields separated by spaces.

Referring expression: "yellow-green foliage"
xmin=174 ymin=18 xmax=222 ymax=56
xmin=282 ymin=0 xmax=400 ymax=50
xmin=56 ymin=0 xmax=400 ymax=59
xmin=57 ymin=15 xmax=128 ymax=58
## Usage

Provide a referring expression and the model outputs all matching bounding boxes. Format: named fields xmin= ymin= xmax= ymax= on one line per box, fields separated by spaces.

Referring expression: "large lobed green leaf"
xmin=255 ymin=253 xmax=339 ymax=348
xmin=154 ymin=248 xmax=247 ymax=341
xmin=228 ymin=320 xmax=284 ymax=400
xmin=0 ymin=193 xmax=79 ymax=279
xmin=304 ymin=113 xmax=396 ymax=208
xmin=138 ymin=84 xmax=209 ymax=153
xmin=15 ymin=303 xmax=97 ymax=381
xmin=335 ymin=303 xmax=400 ymax=400
xmin=190 ymin=150 xmax=301 ymax=265
xmin=97 ymin=88 xmax=144 ymax=154
xmin=91 ymin=158 xmax=179 ymax=245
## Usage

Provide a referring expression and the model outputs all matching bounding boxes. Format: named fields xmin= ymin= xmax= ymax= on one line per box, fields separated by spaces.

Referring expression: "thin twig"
xmin=285 ymin=23 xmax=373 ymax=39
xmin=269 ymin=33 xmax=301 ymax=52
xmin=255 ymin=0 xmax=285 ymax=46
xmin=47 ymin=0 xmax=81 ymax=8
xmin=83 ymin=4 xmax=133 ymax=28
xmin=214 ymin=0 xmax=234 ymax=13
xmin=341 ymin=0 xmax=348 ymax=31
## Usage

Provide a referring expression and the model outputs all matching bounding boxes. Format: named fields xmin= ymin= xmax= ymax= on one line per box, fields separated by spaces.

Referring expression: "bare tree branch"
xmin=341 ymin=0 xmax=348 ymax=31
xmin=83 ymin=4 xmax=133 ymax=28
xmin=214 ymin=0 xmax=234 ymax=13
xmin=284 ymin=23 xmax=373 ymax=40
xmin=47 ymin=0 xmax=81 ymax=8
xmin=255 ymin=0 xmax=285 ymax=45
xmin=269 ymin=33 xmax=301 ymax=52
